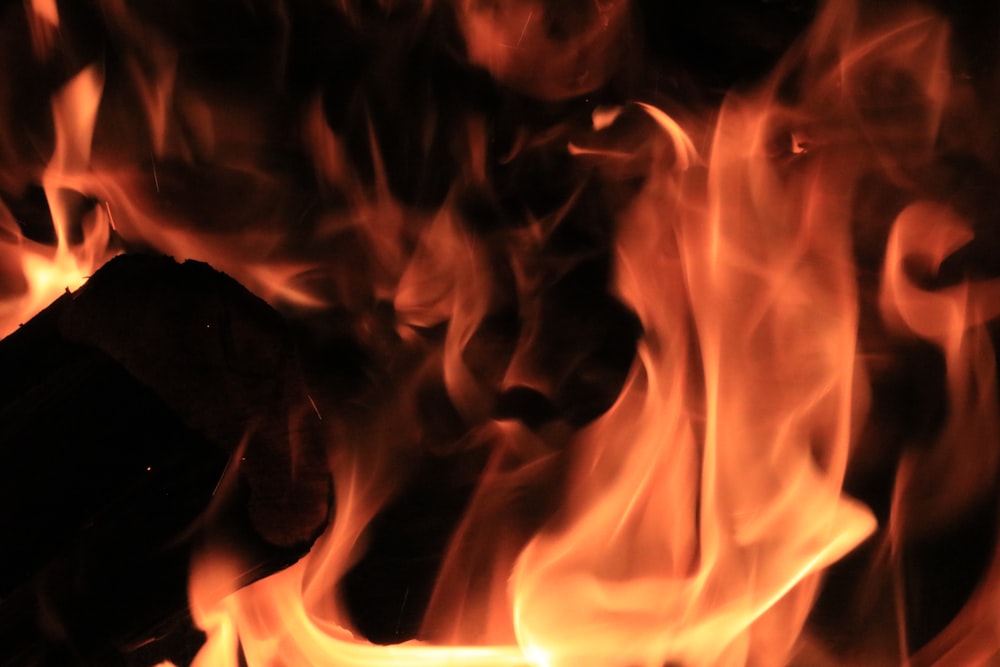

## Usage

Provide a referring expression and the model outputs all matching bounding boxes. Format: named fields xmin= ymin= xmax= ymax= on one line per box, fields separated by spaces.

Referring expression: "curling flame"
xmin=0 ymin=64 xmax=114 ymax=337
xmin=882 ymin=201 xmax=1000 ymax=619
xmin=510 ymin=63 xmax=875 ymax=667
xmin=188 ymin=441 xmax=531 ymax=667
xmin=186 ymin=0 xmax=903 ymax=663
xmin=5 ymin=0 xmax=1000 ymax=664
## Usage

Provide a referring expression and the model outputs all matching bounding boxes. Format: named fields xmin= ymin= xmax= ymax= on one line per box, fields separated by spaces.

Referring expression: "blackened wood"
xmin=59 ymin=254 xmax=333 ymax=549
xmin=0 ymin=254 xmax=333 ymax=666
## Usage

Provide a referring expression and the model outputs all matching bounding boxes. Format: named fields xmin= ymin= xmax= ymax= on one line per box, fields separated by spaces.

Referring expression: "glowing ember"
xmin=2 ymin=0 xmax=1000 ymax=665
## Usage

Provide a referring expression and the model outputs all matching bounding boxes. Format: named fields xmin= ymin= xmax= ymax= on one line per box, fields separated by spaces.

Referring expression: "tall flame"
xmin=0 ymin=62 xmax=114 ymax=337
xmin=179 ymin=0 xmax=998 ymax=664
xmin=3 ymin=0 xmax=1000 ymax=664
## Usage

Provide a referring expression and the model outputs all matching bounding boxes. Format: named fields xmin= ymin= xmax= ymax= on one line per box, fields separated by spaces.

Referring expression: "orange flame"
xmin=4 ymin=0 xmax=1000 ymax=665
xmin=0 ymin=64 xmax=115 ymax=337
xmin=185 ymin=0 xmax=909 ymax=662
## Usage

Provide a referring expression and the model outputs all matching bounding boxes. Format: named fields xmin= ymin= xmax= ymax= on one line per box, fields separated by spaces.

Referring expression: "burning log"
xmin=0 ymin=254 xmax=332 ymax=665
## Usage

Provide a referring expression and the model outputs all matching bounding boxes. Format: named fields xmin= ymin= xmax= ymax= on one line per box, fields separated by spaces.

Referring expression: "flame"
xmin=453 ymin=0 xmax=631 ymax=101
xmin=187 ymin=433 xmax=531 ymax=667
xmin=4 ymin=0 xmax=1000 ymax=665
xmin=509 ymin=65 xmax=878 ymax=665
xmin=880 ymin=201 xmax=1000 ymax=662
xmin=186 ymin=0 xmax=900 ymax=663
xmin=0 ymin=64 xmax=115 ymax=337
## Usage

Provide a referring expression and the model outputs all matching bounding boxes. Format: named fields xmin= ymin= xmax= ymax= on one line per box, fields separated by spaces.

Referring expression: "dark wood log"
xmin=59 ymin=254 xmax=333 ymax=549
xmin=0 ymin=254 xmax=333 ymax=666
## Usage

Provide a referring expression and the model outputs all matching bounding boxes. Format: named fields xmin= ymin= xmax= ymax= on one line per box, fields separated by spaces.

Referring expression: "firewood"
xmin=0 ymin=254 xmax=333 ymax=665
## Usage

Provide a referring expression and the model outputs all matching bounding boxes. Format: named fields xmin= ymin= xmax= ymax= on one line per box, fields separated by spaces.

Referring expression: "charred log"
xmin=0 ymin=254 xmax=333 ymax=666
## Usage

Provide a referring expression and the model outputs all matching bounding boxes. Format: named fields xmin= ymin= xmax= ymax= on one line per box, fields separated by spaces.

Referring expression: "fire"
xmin=3 ymin=0 xmax=1000 ymax=665
xmin=0 ymin=62 xmax=114 ymax=337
